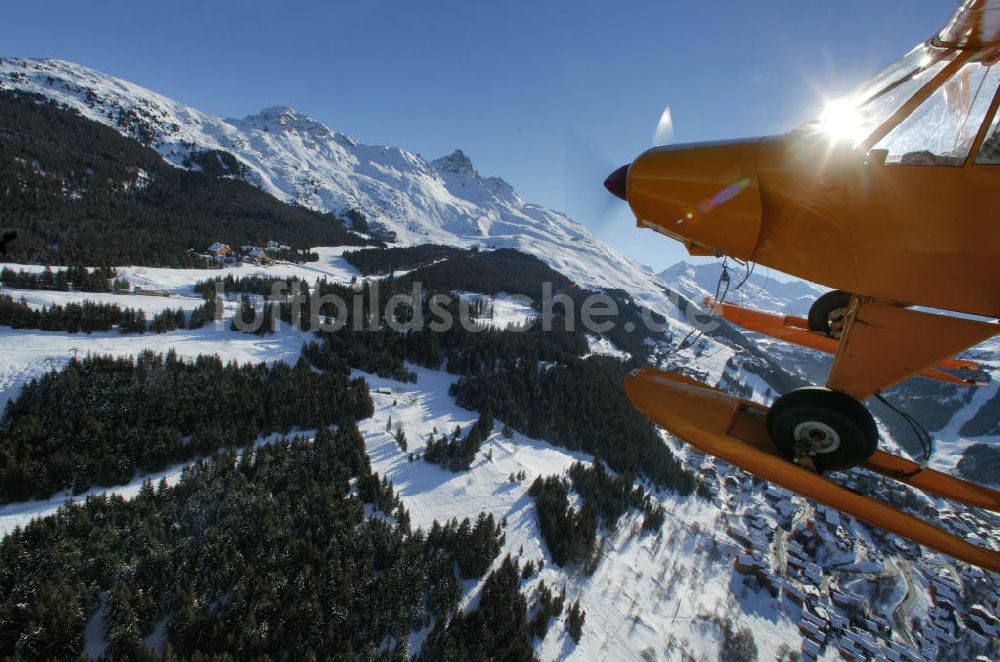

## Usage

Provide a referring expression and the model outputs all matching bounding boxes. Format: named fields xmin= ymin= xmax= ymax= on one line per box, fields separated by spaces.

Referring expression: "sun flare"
xmin=815 ymin=98 xmax=868 ymax=145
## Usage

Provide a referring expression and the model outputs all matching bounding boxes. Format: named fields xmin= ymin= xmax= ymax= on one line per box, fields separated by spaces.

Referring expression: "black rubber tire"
xmin=808 ymin=290 xmax=852 ymax=338
xmin=767 ymin=387 xmax=878 ymax=472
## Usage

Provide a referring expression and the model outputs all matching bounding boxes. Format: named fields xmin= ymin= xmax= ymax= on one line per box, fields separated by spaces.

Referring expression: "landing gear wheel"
xmin=808 ymin=290 xmax=852 ymax=339
xmin=767 ymin=387 xmax=878 ymax=472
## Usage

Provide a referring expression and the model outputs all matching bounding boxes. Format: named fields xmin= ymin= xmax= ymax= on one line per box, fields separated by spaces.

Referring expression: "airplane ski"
xmin=704 ymin=299 xmax=983 ymax=387
xmin=624 ymin=368 xmax=1000 ymax=572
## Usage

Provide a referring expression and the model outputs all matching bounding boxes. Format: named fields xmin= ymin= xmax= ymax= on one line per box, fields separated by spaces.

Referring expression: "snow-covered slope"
xmin=658 ymin=261 xmax=827 ymax=318
xmin=0 ymin=57 xmax=677 ymax=315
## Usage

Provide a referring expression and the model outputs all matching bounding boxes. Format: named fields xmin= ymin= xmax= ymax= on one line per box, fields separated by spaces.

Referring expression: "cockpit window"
xmin=872 ymin=60 xmax=1000 ymax=166
xmin=800 ymin=45 xmax=954 ymax=148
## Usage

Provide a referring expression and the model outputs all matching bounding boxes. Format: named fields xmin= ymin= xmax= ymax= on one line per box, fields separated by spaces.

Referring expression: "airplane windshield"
xmin=800 ymin=45 xmax=955 ymax=148
xmin=873 ymin=59 xmax=1000 ymax=165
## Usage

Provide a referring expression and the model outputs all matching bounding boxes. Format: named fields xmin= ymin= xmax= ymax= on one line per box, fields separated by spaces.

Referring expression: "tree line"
xmin=343 ymin=244 xmax=470 ymax=276
xmin=0 ymin=293 xmax=147 ymax=334
xmin=1 ymin=265 xmax=129 ymax=292
xmin=0 ymin=293 xmax=217 ymax=335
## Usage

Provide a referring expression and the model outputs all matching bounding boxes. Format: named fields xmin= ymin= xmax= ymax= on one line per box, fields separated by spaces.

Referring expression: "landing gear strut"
xmin=767 ymin=387 xmax=878 ymax=472
xmin=808 ymin=290 xmax=852 ymax=339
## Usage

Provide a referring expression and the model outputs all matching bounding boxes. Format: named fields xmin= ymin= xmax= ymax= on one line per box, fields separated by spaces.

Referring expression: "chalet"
xmin=967 ymin=531 xmax=988 ymax=547
xmin=824 ymin=509 xmax=840 ymax=530
xmin=842 ymin=628 xmax=879 ymax=657
xmin=207 ymin=242 xmax=231 ymax=257
xmin=837 ymin=641 xmax=864 ymax=661
xmin=864 ymin=615 xmax=889 ymax=636
xmin=759 ymin=572 xmax=781 ymax=597
xmin=867 ymin=613 xmax=889 ymax=633
xmin=831 ymin=588 xmax=865 ymax=610
xmin=243 ymin=247 xmax=270 ymax=264
xmin=798 ymin=618 xmax=825 ymax=643
xmin=266 ymin=240 xmax=291 ymax=252
xmin=785 ymin=583 xmax=808 ymax=605
xmin=966 ymin=630 xmax=988 ymax=649
xmin=802 ymin=566 xmax=823 ymax=586
xmin=749 ymin=532 xmax=770 ymax=553
xmin=967 ymin=604 xmax=999 ymax=637
xmin=726 ymin=528 xmax=753 ymax=549
xmin=960 ymin=565 xmax=987 ymax=582
xmin=935 ymin=593 xmax=958 ymax=614
xmin=241 ymin=245 xmax=266 ymax=257
xmin=887 ymin=640 xmax=922 ymax=662
xmin=816 ymin=527 xmax=835 ymax=545
xmin=801 ymin=637 xmax=821 ymax=660
xmin=735 ymin=554 xmax=766 ymax=576
xmin=918 ymin=638 xmax=939 ymax=661
xmin=829 ymin=611 xmax=849 ymax=631
xmin=927 ymin=618 xmax=956 ymax=644
xmin=793 ymin=525 xmax=815 ymax=544
xmin=802 ymin=608 xmax=828 ymax=631
xmin=802 ymin=561 xmax=823 ymax=586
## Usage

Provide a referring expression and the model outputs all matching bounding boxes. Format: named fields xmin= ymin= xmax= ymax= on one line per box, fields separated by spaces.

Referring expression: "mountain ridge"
xmin=0 ymin=56 xmax=674 ymax=316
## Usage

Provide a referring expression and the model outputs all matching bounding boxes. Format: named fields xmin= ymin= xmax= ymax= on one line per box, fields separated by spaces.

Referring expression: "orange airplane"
xmin=607 ymin=0 xmax=1000 ymax=571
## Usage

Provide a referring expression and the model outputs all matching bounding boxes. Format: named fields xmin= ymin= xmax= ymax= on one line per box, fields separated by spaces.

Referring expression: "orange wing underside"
xmin=624 ymin=368 xmax=1000 ymax=572
xmin=705 ymin=299 xmax=1000 ymax=399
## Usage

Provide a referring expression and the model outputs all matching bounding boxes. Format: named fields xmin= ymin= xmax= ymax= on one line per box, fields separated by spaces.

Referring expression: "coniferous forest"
xmin=423 ymin=408 xmax=494 ymax=471
xmin=528 ymin=461 xmax=667 ymax=567
xmin=0 ymin=351 xmax=373 ymax=502
xmin=0 ymin=293 xmax=148 ymax=333
xmin=1 ymin=265 xmax=128 ymax=292
xmin=0 ymin=424 xmax=534 ymax=660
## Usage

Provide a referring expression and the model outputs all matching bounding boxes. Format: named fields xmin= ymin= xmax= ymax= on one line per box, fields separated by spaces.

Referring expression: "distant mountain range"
xmin=658 ymin=260 xmax=827 ymax=318
xmin=0 ymin=57 xmax=672 ymax=310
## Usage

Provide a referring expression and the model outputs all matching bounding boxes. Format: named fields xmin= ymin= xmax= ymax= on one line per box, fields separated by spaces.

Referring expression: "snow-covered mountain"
xmin=658 ymin=261 xmax=827 ymax=318
xmin=0 ymin=57 xmax=673 ymax=313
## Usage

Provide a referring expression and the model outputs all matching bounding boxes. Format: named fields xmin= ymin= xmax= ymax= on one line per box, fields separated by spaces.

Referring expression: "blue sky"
xmin=3 ymin=0 xmax=953 ymax=272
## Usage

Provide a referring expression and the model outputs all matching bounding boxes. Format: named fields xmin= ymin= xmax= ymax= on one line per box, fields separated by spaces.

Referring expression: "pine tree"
xmin=567 ymin=599 xmax=585 ymax=643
